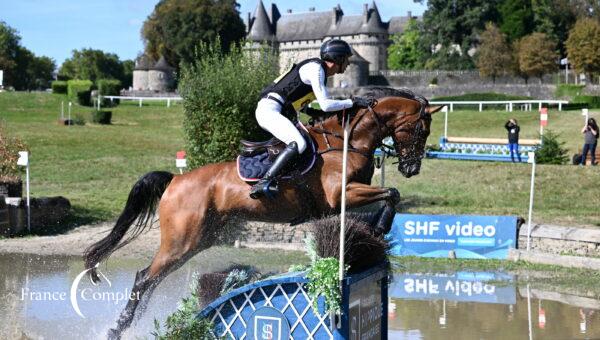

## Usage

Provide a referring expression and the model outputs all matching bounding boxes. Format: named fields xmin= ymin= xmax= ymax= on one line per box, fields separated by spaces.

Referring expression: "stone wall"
xmin=215 ymin=221 xmax=310 ymax=251
xmin=518 ymin=224 xmax=600 ymax=257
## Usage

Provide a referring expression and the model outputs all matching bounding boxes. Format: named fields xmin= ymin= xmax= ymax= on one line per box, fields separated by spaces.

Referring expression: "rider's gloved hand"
xmin=352 ymin=96 xmax=374 ymax=109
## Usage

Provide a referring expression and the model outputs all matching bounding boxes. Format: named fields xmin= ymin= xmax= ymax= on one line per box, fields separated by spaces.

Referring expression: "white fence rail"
xmin=100 ymin=95 xmax=183 ymax=108
xmin=429 ymin=100 xmax=569 ymax=112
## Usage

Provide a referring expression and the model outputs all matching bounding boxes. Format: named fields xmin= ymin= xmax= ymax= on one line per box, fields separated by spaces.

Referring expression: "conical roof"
xmin=134 ymin=55 xmax=152 ymax=70
xmin=359 ymin=2 xmax=386 ymax=34
xmin=248 ymin=0 xmax=274 ymax=41
xmin=152 ymin=56 xmax=174 ymax=71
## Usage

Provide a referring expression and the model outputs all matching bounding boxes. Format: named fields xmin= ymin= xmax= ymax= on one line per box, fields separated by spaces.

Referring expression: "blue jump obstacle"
xmin=198 ymin=263 xmax=389 ymax=339
xmin=427 ymin=137 xmax=538 ymax=163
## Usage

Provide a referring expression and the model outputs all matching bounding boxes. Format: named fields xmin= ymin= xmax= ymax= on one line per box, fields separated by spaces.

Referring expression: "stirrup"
xmin=249 ymin=179 xmax=279 ymax=199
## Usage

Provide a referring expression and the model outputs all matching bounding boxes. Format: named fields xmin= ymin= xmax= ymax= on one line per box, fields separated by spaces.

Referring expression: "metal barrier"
xmin=99 ymin=95 xmax=183 ymax=108
xmin=429 ymin=100 xmax=569 ymax=112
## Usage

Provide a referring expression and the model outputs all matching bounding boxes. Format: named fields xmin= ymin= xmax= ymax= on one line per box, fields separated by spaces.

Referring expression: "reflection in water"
xmin=389 ymin=272 xmax=600 ymax=339
xmin=3 ymin=253 xmax=600 ymax=339
xmin=0 ymin=249 xmax=306 ymax=339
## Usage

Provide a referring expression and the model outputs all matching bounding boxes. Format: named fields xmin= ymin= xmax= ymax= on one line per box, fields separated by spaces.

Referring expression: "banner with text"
xmin=390 ymin=272 xmax=516 ymax=305
xmin=387 ymin=214 xmax=518 ymax=259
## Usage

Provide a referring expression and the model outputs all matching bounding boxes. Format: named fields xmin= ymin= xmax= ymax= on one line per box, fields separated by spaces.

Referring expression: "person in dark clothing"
xmin=580 ymin=118 xmax=598 ymax=166
xmin=505 ymin=118 xmax=521 ymax=162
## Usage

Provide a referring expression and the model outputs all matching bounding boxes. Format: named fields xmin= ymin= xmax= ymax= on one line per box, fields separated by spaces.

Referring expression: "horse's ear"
xmin=426 ymin=105 xmax=445 ymax=115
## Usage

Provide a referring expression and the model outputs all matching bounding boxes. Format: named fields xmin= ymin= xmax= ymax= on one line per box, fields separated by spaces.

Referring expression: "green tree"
xmin=517 ymin=32 xmax=558 ymax=82
xmin=142 ymin=0 xmax=246 ymax=70
xmin=121 ymin=59 xmax=135 ymax=89
xmin=388 ymin=19 xmax=423 ymax=70
xmin=531 ymin=0 xmax=578 ymax=55
xmin=415 ymin=0 xmax=501 ymax=69
xmin=566 ymin=18 xmax=600 ymax=82
xmin=58 ymin=49 xmax=124 ymax=83
xmin=178 ymin=40 xmax=277 ymax=167
xmin=476 ymin=23 xmax=513 ymax=82
xmin=499 ymin=0 xmax=534 ymax=41
xmin=0 ymin=21 xmax=22 ymax=87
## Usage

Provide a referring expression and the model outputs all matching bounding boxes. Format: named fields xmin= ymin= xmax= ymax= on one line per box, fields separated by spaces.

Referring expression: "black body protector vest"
xmin=260 ymin=58 xmax=328 ymax=118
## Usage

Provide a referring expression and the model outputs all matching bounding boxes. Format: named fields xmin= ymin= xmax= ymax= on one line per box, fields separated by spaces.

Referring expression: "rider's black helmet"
xmin=320 ymin=39 xmax=353 ymax=65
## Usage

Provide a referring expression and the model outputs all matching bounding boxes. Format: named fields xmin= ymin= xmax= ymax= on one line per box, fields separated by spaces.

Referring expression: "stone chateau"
xmin=245 ymin=1 xmax=417 ymax=87
xmin=132 ymin=55 xmax=175 ymax=93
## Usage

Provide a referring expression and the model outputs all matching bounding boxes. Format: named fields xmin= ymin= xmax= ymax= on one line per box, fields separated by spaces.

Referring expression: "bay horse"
xmin=83 ymin=87 xmax=442 ymax=338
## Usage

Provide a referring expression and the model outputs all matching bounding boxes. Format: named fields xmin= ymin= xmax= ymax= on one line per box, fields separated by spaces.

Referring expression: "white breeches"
xmin=255 ymin=95 xmax=307 ymax=153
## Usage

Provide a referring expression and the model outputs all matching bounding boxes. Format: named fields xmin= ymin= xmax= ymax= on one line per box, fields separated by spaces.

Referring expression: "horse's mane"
xmin=356 ymin=87 xmax=428 ymax=106
xmin=309 ymin=87 xmax=428 ymax=129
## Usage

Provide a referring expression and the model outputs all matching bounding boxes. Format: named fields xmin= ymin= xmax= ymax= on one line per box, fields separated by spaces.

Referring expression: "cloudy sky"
xmin=0 ymin=0 xmax=426 ymax=66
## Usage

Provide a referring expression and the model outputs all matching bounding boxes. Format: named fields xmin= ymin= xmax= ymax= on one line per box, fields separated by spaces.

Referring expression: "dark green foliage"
xmin=0 ymin=21 xmax=55 ymax=90
xmin=555 ymin=84 xmax=585 ymax=98
xmin=90 ymin=110 xmax=112 ymax=124
xmin=97 ymin=79 xmax=121 ymax=107
xmin=121 ymin=60 xmax=134 ymax=89
xmin=142 ymin=0 xmax=246 ymax=70
xmin=67 ymin=80 xmax=93 ymax=106
xmin=388 ymin=19 xmax=423 ymax=70
xmin=59 ymin=49 xmax=125 ymax=83
xmin=152 ymin=295 xmax=219 ymax=339
xmin=535 ymin=130 xmax=569 ymax=164
xmin=499 ymin=0 xmax=534 ymax=41
xmin=418 ymin=0 xmax=501 ymax=70
xmin=573 ymin=96 xmax=600 ymax=109
xmin=179 ymin=41 xmax=277 ymax=167
xmin=51 ymin=81 xmax=68 ymax=94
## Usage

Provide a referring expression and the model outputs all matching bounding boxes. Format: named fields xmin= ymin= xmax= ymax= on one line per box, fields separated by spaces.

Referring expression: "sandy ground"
xmin=0 ymin=221 xmax=161 ymax=260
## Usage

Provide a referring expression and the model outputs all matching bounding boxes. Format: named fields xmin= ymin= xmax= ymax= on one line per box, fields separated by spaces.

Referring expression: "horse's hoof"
xmin=387 ymin=188 xmax=400 ymax=204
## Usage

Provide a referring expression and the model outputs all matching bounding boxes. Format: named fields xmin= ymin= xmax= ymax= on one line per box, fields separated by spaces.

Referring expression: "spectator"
xmin=580 ymin=118 xmax=598 ymax=166
xmin=505 ymin=118 xmax=521 ymax=162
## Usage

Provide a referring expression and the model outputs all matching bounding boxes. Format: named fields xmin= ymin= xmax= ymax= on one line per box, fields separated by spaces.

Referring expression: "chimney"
xmin=309 ymin=7 xmax=315 ymax=12
xmin=363 ymin=4 xmax=369 ymax=24
xmin=407 ymin=11 xmax=412 ymax=18
xmin=247 ymin=12 xmax=251 ymax=31
xmin=287 ymin=9 xmax=292 ymax=13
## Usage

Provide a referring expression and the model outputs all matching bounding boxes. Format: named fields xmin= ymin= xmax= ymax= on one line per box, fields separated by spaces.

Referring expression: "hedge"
xmin=178 ymin=40 xmax=278 ymax=167
xmin=51 ymin=81 xmax=68 ymax=94
xmin=97 ymin=79 xmax=121 ymax=107
xmin=90 ymin=110 xmax=112 ymax=124
xmin=554 ymin=84 xmax=585 ymax=98
xmin=67 ymin=80 xmax=94 ymax=106
xmin=573 ymin=95 xmax=600 ymax=109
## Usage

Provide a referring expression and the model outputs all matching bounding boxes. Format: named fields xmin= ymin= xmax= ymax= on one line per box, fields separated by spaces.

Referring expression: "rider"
xmin=249 ymin=39 xmax=373 ymax=199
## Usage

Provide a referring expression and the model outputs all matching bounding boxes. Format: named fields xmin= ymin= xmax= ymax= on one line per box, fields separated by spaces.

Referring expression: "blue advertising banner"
xmin=389 ymin=272 xmax=516 ymax=305
xmin=387 ymin=214 xmax=518 ymax=259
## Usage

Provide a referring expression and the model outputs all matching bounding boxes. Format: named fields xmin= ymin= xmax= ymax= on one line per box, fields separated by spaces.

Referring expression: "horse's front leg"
xmin=345 ymin=182 xmax=399 ymax=207
xmin=345 ymin=182 xmax=399 ymax=235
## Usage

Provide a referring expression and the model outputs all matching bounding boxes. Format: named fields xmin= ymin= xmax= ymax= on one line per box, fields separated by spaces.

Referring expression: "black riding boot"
xmin=249 ymin=142 xmax=299 ymax=199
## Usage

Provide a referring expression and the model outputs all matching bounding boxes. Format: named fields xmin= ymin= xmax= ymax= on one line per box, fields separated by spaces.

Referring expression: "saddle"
xmin=236 ymin=124 xmax=316 ymax=182
xmin=239 ymin=137 xmax=286 ymax=162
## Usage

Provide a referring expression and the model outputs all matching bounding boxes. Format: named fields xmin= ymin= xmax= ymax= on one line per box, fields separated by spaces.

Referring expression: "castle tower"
xmin=147 ymin=56 xmax=175 ymax=92
xmin=352 ymin=2 xmax=388 ymax=72
xmin=132 ymin=55 xmax=151 ymax=91
xmin=247 ymin=0 xmax=276 ymax=45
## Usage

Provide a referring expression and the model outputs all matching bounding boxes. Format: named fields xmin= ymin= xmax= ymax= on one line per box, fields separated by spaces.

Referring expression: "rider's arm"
xmin=299 ymin=61 xmax=353 ymax=112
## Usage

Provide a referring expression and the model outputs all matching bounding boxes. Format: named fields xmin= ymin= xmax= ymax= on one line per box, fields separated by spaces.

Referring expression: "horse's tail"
xmin=83 ymin=171 xmax=174 ymax=283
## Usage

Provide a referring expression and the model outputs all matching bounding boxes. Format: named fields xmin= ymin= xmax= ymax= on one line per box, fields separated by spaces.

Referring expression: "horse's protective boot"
xmin=249 ymin=142 xmax=299 ymax=199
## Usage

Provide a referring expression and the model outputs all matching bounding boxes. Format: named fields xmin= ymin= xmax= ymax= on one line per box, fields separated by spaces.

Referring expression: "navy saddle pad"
xmin=237 ymin=128 xmax=316 ymax=183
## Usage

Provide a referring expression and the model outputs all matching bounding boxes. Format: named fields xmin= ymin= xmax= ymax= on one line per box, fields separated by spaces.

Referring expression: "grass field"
xmin=0 ymin=92 xmax=598 ymax=228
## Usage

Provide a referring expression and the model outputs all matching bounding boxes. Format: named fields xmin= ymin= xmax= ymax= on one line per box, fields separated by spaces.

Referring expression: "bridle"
xmin=313 ymin=98 xmax=430 ymax=166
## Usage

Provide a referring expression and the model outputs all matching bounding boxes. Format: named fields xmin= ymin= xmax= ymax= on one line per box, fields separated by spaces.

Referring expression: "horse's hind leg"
xmin=345 ymin=183 xmax=400 ymax=236
xmin=107 ymin=208 xmax=215 ymax=339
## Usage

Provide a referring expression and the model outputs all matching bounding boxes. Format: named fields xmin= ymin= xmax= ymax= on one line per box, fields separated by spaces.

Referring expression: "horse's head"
xmin=372 ymin=96 xmax=443 ymax=178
